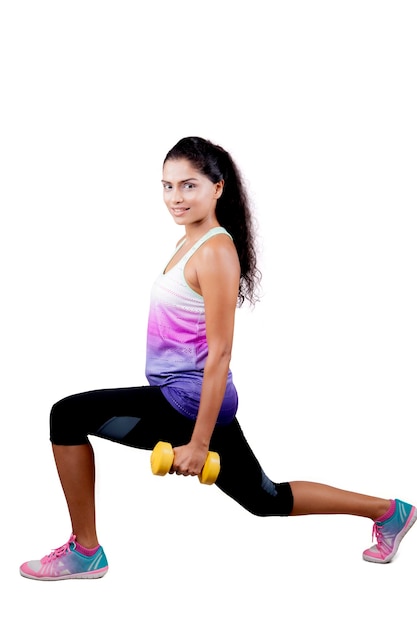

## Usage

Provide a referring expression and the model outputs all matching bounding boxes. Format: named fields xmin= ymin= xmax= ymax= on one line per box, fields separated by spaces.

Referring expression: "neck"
xmin=183 ymin=220 xmax=221 ymax=244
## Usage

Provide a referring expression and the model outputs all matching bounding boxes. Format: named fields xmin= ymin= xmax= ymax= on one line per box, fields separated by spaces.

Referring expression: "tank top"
xmin=145 ymin=226 xmax=238 ymax=424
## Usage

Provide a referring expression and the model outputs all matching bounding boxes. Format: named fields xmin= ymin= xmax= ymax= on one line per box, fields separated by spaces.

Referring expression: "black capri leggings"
xmin=50 ymin=386 xmax=293 ymax=517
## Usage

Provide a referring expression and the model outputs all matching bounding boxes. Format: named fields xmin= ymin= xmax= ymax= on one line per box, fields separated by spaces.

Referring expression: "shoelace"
xmin=44 ymin=534 xmax=76 ymax=563
xmin=371 ymin=522 xmax=380 ymax=542
xmin=371 ymin=522 xmax=389 ymax=555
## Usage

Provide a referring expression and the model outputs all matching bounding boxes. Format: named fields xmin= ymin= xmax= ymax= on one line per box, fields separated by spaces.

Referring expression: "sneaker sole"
xmin=363 ymin=506 xmax=417 ymax=563
xmin=20 ymin=566 xmax=108 ymax=581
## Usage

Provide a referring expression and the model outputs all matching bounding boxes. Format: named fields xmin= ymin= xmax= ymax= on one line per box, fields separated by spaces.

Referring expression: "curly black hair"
xmin=164 ymin=137 xmax=261 ymax=306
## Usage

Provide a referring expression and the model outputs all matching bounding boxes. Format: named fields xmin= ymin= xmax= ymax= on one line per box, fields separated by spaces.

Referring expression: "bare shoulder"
xmin=186 ymin=233 xmax=239 ymax=296
xmin=199 ymin=233 xmax=239 ymax=267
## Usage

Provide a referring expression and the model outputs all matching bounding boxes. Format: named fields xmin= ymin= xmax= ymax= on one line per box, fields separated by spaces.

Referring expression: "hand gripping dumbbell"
xmin=150 ymin=441 xmax=220 ymax=485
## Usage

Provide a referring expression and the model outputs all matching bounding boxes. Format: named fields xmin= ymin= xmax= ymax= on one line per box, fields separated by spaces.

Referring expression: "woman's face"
xmin=162 ymin=158 xmax=223 ymax=227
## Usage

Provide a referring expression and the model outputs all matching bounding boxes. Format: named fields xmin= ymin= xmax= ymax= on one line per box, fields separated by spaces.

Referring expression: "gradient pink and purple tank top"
xmin=145 ymin=226 xmax=238 ymax=424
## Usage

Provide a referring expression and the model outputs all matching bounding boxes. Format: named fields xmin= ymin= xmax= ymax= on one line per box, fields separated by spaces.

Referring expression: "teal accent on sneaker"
xmin=20 ymin=534 xmax=109 ymax=580
xmin=363 ymin=499 xmax=417 ymax=563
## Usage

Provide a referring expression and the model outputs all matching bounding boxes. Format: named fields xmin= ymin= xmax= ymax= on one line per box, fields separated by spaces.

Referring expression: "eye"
xmin=184 ymin=183 xmax=195 ymax=189
xmin=162 ymin=183 xmax=172 ymax=190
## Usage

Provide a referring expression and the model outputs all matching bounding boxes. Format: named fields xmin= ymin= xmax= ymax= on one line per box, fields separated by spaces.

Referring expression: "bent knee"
xmin=248 ymin=481 xmax=294 ymax=517
xmin=50 ymin=394 xmax=89 ymax=445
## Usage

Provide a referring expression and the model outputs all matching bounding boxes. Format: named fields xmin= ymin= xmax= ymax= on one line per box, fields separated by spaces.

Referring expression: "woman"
xmin=20 ymin=137 xmax=416 ymax=580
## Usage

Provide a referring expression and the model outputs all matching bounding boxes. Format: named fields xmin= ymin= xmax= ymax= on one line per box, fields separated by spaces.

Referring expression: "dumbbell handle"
xmin=150 ymin=441 xmax=220 ymax=485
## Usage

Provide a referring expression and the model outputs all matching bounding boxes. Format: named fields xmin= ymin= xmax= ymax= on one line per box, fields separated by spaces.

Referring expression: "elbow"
xmin=208 ymin=345 xmax=232 ymax=369
xmin=223 ymin=347 xmax=233 ymax=365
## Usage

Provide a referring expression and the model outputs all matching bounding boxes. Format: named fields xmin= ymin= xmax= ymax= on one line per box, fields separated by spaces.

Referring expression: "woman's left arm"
xmin=171 ymin=237 xmax=240 ymax=476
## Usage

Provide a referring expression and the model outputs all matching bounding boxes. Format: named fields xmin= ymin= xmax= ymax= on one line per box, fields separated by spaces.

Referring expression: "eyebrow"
xmin=161 ymin=177 xmax=199 ymax=184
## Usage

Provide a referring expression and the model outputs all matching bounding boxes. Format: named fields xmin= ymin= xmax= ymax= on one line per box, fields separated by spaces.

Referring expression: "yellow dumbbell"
xmin=150 ymin=441 xmax=220 ymax=485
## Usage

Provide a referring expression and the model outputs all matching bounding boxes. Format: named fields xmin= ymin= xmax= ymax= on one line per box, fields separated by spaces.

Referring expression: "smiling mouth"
xmin=171 ymin=207 xmax=190 ymax=214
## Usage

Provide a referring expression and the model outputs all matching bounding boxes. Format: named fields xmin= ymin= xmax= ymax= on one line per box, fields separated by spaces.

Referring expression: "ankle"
xmin=73 ymin=532 xmax=99 ymax=549
xmin=75 ymin=541 xmax=100 ymax=556
xmin=373 ymin=499 xmax=394 ymax=522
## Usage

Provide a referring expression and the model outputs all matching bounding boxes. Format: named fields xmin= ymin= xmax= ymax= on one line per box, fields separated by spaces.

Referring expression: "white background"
xmin=1 ymin=1 xmax=416 ymax=624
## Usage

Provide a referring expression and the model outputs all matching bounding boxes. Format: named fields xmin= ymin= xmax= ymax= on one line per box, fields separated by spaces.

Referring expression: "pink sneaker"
xmin=363 ymin=499 xmax=417 ymax=563
xmin=20 ymin=534 xmax=108 ymax=580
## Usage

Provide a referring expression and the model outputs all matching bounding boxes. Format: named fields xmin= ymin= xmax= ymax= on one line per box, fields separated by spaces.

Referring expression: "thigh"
xmin=211 ymin=418 xmax=264 ymax=496
xmin=211 ymin=418 xmax=293 ymax=516
xmin=50 ymin=386 xmax=195 ymax=448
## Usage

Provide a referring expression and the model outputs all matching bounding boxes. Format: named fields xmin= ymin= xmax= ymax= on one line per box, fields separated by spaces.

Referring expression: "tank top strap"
xmin=177 ymin=226 xmax=232 ymax=269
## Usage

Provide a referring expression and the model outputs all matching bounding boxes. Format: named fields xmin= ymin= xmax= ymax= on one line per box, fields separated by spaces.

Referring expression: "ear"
xmin=214 ymin=179 xmax=224 ymax=199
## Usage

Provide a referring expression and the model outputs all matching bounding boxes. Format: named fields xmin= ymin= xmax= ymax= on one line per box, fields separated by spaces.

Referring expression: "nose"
xmin=171 ymin=186 xmax=183 ymax=204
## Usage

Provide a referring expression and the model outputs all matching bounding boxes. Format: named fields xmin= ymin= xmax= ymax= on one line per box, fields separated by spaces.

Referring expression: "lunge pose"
xmin=20 ymin=137 xmax=416 ymax=580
